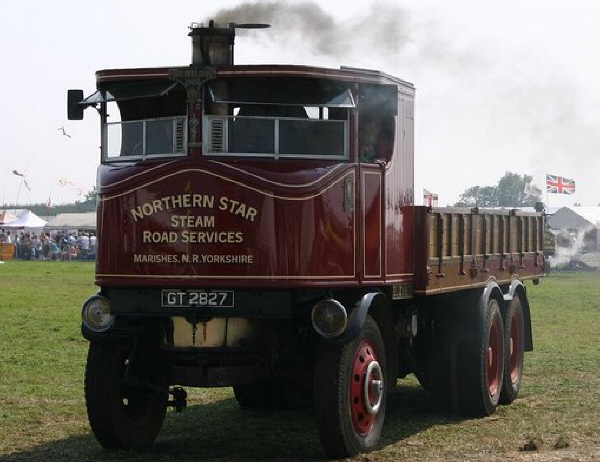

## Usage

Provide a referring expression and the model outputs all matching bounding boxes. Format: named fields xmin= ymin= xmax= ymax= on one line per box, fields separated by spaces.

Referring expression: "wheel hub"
xmin=487 ymin=318 xmax=502 ymax=397
xmin=350 ymin=340 xmax=384 ymax=436
xmin=509 ymin=312 xmax=522 ymax=383
xmin=364 ymin=361 xmax=383 ymax=415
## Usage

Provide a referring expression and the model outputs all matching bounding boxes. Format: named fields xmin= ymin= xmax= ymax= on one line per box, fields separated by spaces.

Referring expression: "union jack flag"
xmin=546 ymin=174 xmax=576 ymax=194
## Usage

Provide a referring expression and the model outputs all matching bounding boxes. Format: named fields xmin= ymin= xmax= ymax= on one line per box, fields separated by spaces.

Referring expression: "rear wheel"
xmin=314 ymin=316 xmax=386 ymax=458
xmin=85 ymin=340 xmax=168 ymax=450
xmin=458 ymin=298 xmax=504 ymax=416
xmin=500 ymin=296 xmax=525 ymax=404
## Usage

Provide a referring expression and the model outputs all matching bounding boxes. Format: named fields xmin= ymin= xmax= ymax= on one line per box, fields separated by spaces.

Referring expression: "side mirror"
xmin=67 ymin=89 xmax=85 ymax=120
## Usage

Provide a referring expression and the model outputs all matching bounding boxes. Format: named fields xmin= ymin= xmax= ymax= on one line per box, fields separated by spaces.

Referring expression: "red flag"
xmin=423 ymin=188 xmax=439 ymax=206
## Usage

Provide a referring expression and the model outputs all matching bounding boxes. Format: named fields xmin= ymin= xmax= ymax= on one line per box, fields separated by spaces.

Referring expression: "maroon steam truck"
xmin=68 ymin=22 xmax=544 ymax=458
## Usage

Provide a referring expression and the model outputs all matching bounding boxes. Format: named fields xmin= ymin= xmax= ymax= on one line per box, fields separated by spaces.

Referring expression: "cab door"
xmin=360 ymin=161 xmax=385 ymax=282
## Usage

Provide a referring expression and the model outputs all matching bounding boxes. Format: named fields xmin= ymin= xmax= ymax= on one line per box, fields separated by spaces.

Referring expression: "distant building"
xmin=547 ymin=206 xmax=600 ymax=252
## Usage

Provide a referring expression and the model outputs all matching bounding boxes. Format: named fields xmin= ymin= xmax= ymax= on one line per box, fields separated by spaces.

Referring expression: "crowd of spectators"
xmin=0 ymin=229 xmax=96 ymax=261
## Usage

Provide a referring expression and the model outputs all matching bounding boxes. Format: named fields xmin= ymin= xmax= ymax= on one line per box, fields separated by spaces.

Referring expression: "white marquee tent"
xmin=45 ymin=212 xmax=96 ymax=231
xmin=0 ymin=210 xmax=18 ymax=225
xmin=2 ymin=210 xmax=47 ymax=228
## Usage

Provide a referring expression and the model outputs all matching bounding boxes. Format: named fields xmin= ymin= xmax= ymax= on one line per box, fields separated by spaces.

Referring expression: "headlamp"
xmin=81 ymin=295 xmax=113 ymax=332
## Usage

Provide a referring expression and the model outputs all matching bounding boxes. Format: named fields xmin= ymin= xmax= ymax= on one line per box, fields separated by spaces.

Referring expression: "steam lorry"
xmin=69 ymin=22 xmax=545 ymax=458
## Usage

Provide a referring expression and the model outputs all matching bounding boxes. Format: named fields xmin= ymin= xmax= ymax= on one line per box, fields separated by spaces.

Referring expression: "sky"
xmin=1 ymin=0 xmax=599 ymax=209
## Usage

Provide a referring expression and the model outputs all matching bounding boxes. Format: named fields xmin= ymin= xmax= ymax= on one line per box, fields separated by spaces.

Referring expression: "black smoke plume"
xmin=208 ymin=1 xmax=409 ymax=57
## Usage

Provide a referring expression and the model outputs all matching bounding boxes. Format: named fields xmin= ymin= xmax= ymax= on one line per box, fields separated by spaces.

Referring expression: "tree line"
xmin=3 ymin=187 xmax=97 ymax=216
xmin=453 ymin=172 xmax=542 ymax=208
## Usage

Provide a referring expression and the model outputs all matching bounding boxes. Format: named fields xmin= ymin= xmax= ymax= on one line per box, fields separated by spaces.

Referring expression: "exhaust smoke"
xmin=208 ymin=1 xmax=410 ymax=58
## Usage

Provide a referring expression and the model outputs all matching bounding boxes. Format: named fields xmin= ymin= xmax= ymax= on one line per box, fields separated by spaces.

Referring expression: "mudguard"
xmin=503 ymin=279 xmax=534 ymax=351
xmin=333 ymin=292 xmax=388 ymax=344
xmin=480 ymin=280 xmax=504 ymax=310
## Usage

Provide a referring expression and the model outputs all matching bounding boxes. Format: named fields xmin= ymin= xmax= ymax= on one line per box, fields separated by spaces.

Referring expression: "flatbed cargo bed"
xmin=414 ymin=206 xmax=545 ymax=294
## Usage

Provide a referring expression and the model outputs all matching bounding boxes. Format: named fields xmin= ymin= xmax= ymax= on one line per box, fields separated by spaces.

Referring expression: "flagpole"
xmin=15 ymin=177 xmax=24 ymax=214
xmin=2 ymin=170 xmax=7 ymax=207
xmin=545 ymin=173 xmax=550 ymax=213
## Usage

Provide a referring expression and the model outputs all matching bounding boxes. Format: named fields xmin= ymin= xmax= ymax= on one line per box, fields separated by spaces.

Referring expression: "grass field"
xmin=0 ymin=261 xmax=598 ymax=461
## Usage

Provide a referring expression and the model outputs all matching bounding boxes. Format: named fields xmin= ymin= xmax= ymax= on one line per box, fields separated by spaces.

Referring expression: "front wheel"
xmin=314 ymin=316 xmax=387 ymax=458
xmin=85 ymin=340 xmax=168 ymax=450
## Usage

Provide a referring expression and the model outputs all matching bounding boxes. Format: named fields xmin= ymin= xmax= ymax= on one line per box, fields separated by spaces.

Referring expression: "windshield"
xmin=99 ymin=76 xmax=361 ymax=162
xmin=203 ymin=77 xmax=353 ymax=160
xmin=106 ymin=116 xmax=187 ymax=159
xmin=101 ymin=80 xmax=187 ymax=162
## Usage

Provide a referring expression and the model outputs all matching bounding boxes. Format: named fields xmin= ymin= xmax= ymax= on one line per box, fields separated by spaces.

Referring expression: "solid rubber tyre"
xmin=457 ymin=298 xmax=505 ymax=416
xmin=85 ymin=341 xmax=168 ymax=450
xmin=314 ymin=316 xmax=387 ymax=458
xmin=500 ymin=296 xmax=525 ymax=404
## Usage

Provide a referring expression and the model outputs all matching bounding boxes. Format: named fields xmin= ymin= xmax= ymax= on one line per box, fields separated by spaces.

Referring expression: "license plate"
xmin=161 ymin=289 xmax=234 ymax=308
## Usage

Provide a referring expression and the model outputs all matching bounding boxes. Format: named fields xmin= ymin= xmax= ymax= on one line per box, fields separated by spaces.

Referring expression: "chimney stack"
xmin=189 ymin=20 xmax=236 ymax=66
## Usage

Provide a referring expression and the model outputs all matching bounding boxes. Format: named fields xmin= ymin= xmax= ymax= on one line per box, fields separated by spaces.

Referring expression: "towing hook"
xmin=168 ymin=386 xmax=188 ymax=412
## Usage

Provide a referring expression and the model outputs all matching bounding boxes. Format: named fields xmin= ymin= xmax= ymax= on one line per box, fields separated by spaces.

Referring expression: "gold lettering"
xmin=131 ymin=207 xmax=144 ymax=222
xmin=218 ymin=196 xmax=229 ymax=211
xmin=131 ymin=195 xmax=217 ymax=221
xmin=234 ymin=203 xmax=247 ymax=218
xmin=142 ymin=203 xmax=154 ymax=216
xmin=218 ymin=197 xmax=259 ymax=221
xmin=170 ymin=215 xmax=215 ymax=228
xmin=227 ymin=199 xmax=240 ymax=213
xmin=152 ymin=200 xmax=163 ymax=213
xmin=142 ymin=230 xmax=178 ymax=243
xmin=179 ymin=230 xmax=243 ymax=244
xmin=246 ymin=207 xmax=257 ymax=222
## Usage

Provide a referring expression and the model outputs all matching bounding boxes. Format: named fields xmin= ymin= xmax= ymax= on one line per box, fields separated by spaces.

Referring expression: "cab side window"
xmin=358 ymin=85 xmax=397 ymax=163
